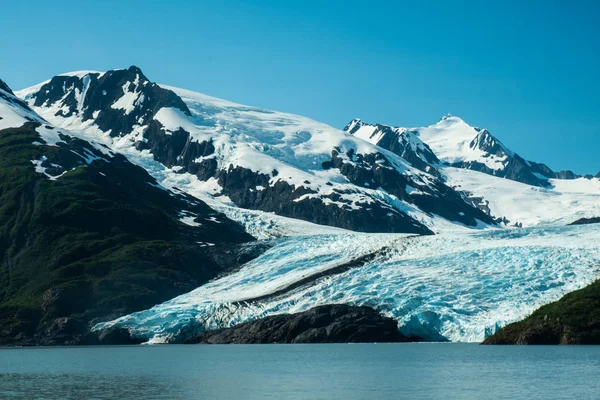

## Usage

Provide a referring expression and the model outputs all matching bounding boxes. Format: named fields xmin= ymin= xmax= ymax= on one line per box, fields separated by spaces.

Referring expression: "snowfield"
xmin=445 ymin=167 xmax=600 ymax=226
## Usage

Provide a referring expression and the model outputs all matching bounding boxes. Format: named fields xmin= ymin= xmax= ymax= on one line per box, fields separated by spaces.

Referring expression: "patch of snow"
xmin=70 ymin=148 xmax=103 ymax=165
xmin=30 ymin=157 xmax=68 ymax=180
xmin=180 ymin=216 xmax=201 ymax=227
xmin=111 ymin=79 xmax=143 ymax=115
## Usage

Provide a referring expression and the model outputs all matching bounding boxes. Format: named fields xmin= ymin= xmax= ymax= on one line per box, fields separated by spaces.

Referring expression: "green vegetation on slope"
xmin=0 ymin=123 xmax=258 ymax=345
xmin=483 ymin=280 xmax=600 ymax=344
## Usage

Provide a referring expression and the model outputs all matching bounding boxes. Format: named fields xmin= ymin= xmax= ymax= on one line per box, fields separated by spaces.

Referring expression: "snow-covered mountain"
xmin=345 ymin=115 xmax=581 ymax=187
xmin=16 ymin=67 xmax=600 ymax=232
xmin=18 ymin=66 xmax=496 ymax=234
xmin=345 ymin=116 xmax=600 ymax=226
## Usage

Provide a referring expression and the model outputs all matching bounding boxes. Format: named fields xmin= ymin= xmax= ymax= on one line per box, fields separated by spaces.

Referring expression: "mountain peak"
xmin=0 ymin=79 xmax=14 ymax=95
xmin=436 ymin=114 xmax=467 ymax=126
xmin=128 ymin=65 xmax=144 ymax=74
xmin=19 ymin=67 xmax=191 ymax=135
xmin=343 ymin=118 xmax=365 ymax=134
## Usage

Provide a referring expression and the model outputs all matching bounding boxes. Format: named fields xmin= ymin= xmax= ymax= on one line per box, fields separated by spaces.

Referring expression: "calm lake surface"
xmin=1 ymin=343 xmax=599 ymax=399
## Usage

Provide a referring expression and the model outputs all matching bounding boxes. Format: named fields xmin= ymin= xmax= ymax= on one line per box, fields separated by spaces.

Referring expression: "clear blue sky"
xmin=1 ymin=0 xmax=598 ymax=174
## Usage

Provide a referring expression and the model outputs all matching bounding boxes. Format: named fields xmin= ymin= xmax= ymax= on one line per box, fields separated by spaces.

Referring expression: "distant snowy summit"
xmin=345 ymin=115 xmax=581 ymax=187
xmin=18 ymin=66 xmax=600 ymax=233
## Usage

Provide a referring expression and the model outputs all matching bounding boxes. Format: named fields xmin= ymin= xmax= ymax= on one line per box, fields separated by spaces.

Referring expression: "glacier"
xmin=94 ymin=223 xmax=600 ymax=343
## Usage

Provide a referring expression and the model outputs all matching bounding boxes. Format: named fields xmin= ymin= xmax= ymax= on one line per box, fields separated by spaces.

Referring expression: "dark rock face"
xmin=483 ymin=280 xmax=600 ymax=345
xmin=325 ymin=148 xmax=496 ymax=228
xmin=184 ymin=304 xmax=417 ymax=344
xmin=569 ymin=217 xmax=600 ymax=225
xmin=201 ymin=143 xmax=494 ymax=233
xmin=136 ymin=121 xmax=217 ymax=177
xmin=455 ymin=127 xmax=581 ymax=186
xmin=32 ymin=66 xmax=190 ymax=137
xmin=554 ymin=170 xmax=578 ymax=180
xmin=95 ymin=327 xmax=145 ymax=345
xmin=450 ymin=129 xmax=552 ymax=187
xmin=0 ymin=81 xmax=34 ymax=112
xmin=215 ymin=164 xmax=433 ymax=235
xmin=0 ymin=79 xmax=12 ymax=94
xmin=200 ymin=145 xmax=491 ymax=233
xmin=454 ymin=130 xmax=582 ymax=186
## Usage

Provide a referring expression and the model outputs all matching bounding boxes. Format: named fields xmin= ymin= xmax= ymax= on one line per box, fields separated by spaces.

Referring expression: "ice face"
xmin=95 ymin=224 xmax=600 ymax=343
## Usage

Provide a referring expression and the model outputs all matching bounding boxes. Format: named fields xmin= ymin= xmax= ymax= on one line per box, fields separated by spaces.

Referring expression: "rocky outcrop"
xmin=452 ymin=151 xmax=552 ymax=188
xmin=324 ymin=148 xmax=496 ymax=228
xmin=344 ymin=119 xmax=441 ymax=176
xmin=184 ymin=304 xmax=418 ymax=344
xmin=217 ymin=165 xmax=434 ymax=234
xmin=32 ymin=66 xmax=190 ymax=136
xmin=0 ymin=79 xmax=12 ymax=94
xmin=483 ymin=280 xmax=600 ymax=345
xmin=570 ymin=217 xmax=600 ymax=225
xmin=554 ymin=170 xmax=578 ymax=180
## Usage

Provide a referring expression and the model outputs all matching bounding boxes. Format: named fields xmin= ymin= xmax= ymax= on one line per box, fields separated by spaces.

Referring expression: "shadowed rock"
xmin=569 ymin=217 xmax=600 ymax=226
xmin=184 ymin=304 xmax=420 ymax=344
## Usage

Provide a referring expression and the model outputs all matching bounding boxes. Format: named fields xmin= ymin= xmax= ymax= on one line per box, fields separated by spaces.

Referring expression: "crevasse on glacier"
xmin=94 ymin=224 xmax=600 ymax=343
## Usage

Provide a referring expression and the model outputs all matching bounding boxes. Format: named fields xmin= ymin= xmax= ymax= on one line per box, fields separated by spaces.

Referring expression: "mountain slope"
xmin=444 ymin=167 xmax=600 ymax=226
xmin=0 ymin=79 xmax=260 ymax=345
xmin=18 ymin=67 xmax=497 ymax=234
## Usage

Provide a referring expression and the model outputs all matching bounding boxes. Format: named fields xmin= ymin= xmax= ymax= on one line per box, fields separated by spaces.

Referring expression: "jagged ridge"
xmin=345 ymin=115 xmax=582 ymax=187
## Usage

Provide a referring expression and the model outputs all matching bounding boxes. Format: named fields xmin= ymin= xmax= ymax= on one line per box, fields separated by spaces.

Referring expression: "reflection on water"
xmin=1 ymin=344 xmax=599 ymax=400
xmin=0 ymin=373 xmax=181 ymax=399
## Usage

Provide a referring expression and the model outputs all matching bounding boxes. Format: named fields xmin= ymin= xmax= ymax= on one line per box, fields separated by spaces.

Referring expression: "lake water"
xmin=1 ymin=343 xmax=599 ymax=399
